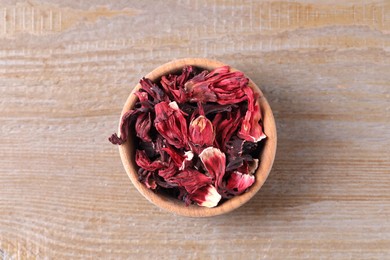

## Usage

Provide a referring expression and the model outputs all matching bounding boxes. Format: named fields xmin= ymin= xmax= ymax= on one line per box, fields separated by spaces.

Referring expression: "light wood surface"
xmin=1 ymin=0 xmax=389 ymax=258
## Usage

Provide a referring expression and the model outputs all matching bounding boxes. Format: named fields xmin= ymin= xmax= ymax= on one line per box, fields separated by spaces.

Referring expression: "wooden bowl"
xmin=118 ymin=58 xmax=277 ymax=217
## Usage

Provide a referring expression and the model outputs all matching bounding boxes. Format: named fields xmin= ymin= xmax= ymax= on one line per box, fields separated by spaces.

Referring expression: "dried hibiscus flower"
xmin=109 ymin=65 xmax=266 ymax=208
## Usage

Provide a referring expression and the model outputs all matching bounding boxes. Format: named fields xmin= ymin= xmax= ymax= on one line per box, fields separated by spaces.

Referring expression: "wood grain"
xmin=0 ymin=0 xmax=389 ymax=258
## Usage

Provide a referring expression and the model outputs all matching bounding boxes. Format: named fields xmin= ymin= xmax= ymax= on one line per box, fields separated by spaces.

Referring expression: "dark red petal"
xmin=140 ymin=77 xmax=168 ymax=102
xmin=108 ymin=109 xmax=138 ymax=145
xmin=185 ymin=81 xmax=217 ymax=103
xmin=135 ymin=91 xmax=149 ymax=103
xmin=203 ymin=103 xmax=238 ymax=115
xmin=237 ymin=102 xmax=266 ymax=142
xmin=225 ymin=137 xmax=245 ymax=158
xmin=212 ymin=110 xmax=242 ymax=151
xmin=135 ymin=112 xmax=152 ymax=142
xmin=225 ymin=171 xmax=255 ymax=195
xmin=158 ymin=160 xmax=178 ymax=179
xmin=162 ymin=147 xmax=194 ymax=171
xmin=138 ymin=141 xmax=158 ymax=158
xmin=144 ymin=172 xmax=157 ymax=189
xmin=160 ymin=66 xmax=194 ymax=104
xmin=189 ymin=115 xmax=215 ymax=147
xmin=204 ymin=66 xmax=230 ymax=79
xmin=189 ymin=185 xmax=221 ymax=208
xmin=198 ymin=147 xmax=226 ymax=187
xmin=160 ymin=74 xmax=177 ymax=98
xmin=135 ymin=150 xmax=165 ymax=171
xmin=167 ymin=168 xmax=212 ymax=194
xmin=154 ymin=101 xmax=188 ymax=149
xmin=108 ymin=133 xmax=125 ymax=145
xmin=162 ymin=147 xmax=185 ymax=167
xmin=177 ymin=65 xmax=194 ymax=85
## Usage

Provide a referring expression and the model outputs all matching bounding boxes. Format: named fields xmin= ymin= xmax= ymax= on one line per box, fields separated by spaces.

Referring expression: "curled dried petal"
xmin=158 ymin=161 xmax=178 ymax=179
xmin=162 ymin=147 xmax=193 ymax=170
xmin=108 ymin=109 xmax=138 ymax=145
xmin=185 ymin=81 xmax=217 ymax=103
xmin=135 ymin=91 xmax=149 ymax=103
xmin=189 ymin=185 xmax=221 ymax=208
xmin=167 ymin=168 xmax=212 ymax=194
xmin=160 ymin=66 xmax=194 ymax=103
xmin=135 ymin=150 xmax=165 ymax=171
xmin=144 ymin=172 xmax=157 ymax=189
xmin=189 ymin=115 xmax=215 ymax=147
xmin=135 ymin=112 xmax=152 ymax=142
xmin=225 ymin=171 xmax=255 ymax=195
xmin=199 ymin=147 xmax=226 ymax=187
xmin=140 ymin=78 xmax=167 ymax=102
xmin=237 ymin=102 xmax=266 ymax=142
xmin=181 ymin=151 xmax=194 ymax=170
xmin=212 ymin=110 xmax=242 ymax=150
xmin=154 ymin=101 xmax=188 ymax=149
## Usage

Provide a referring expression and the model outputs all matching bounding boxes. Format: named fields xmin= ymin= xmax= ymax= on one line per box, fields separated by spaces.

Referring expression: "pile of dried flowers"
xmin=109 ymin=66 xmax=266 ymax=207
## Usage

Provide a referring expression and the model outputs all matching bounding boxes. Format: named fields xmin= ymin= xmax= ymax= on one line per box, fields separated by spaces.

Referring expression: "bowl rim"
xmin=118 ymin=58 xmax=277 ymax=217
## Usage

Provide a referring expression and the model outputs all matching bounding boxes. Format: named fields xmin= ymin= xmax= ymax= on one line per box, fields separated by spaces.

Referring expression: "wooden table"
xmin=1 ymin=0 xmax=389 ymax=258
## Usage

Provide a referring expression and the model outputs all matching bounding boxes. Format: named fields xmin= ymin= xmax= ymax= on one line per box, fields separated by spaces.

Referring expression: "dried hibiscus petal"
xmin=109 ymin=65 xmax=267 ymax=208
xmin=135 ymin=112 xmax=152 ymax=142
xmin=108 ymin=109 xmax=139 ymax=145
xmin=154 ymin=101 xmax=188 ymax=149
xmin=189 ymin=185 xmax=221 ymax=208
xmin=212 ymin=110 xmax=242 ymax=151
xmin=158 ymin=160 xmax=177 ymax=180
xmin=135 ymin=150 xmax=165 ymax=171
xmin=225 ymin=171 xmax=255 ymax=195
xmin=189 ymin=115 xmax=214 ymax=147
xmin=238 ymin=102 xmax=266 ymax=142
xmin=140 ymin=77 xmax=168 ymax=102
xmin=198 ymin=147 xmax=226 ymax=188
xmin=167 ymin=168 xmax=211 ymax=194
xmin=161 ymin=66 xmax=194 ymax=103
xmin=162 ymin=147 xmax=193 ymax=170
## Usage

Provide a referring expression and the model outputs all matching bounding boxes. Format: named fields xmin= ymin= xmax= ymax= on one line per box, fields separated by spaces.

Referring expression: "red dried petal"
xmin=226 ymin=171 xmax=255 ymax=195
xmin=135 ymin=150 xmax=165 ymax=171
xmin=236 ymin=159 xmax=259 ymax=175
xmin=108 ymin=133 xmax=125 ymax=145
xmin=225 ymin=137 xmax=244 ymax=159
xmin=135 ymin=91 xmax=149 ymax=103
xmin=108 ymin=109 xmax=138 ymax=145
xmin=212 ymin=110 xmax=242 ymax=150
xmin=183 ymin=66 xmax=251 ymax=105
xmin=144 ymin=172 xmax=157 ymax=189
xmin=205 ymin=66 xmax=230 ymax=78
xmin=161 ymin=66 xmax=194 ymax=103
xmin=135 ymin=112 xmax=152 ymax=142
xmin=185 ymin=82 xmax=217 ymax=103
xmin=140 ymin=77 xmax=168 ymax=102
xmin=162 ymin=147 xmax=193 ymax=170
xmin=154 ymin=101 xmax=188 ymax=149
xmin=205 ymin=67 xmax=249 ymax=105
xmin=162 ymin=147 xmax=185 ymax=167
xmin=189 ymin=185 xmax=221 ymax=208
xmin=158 ymin=160 xmax=177 ymax=179
xmin=198 ymin=147 xmax=226 ymax=187
xmin=189 ymin=115 xmax=215 ymax=147
xmin=167 ymin=168 xmax=212 ymax=194
xmin=237 ymin=102 xmax=266 ymax=142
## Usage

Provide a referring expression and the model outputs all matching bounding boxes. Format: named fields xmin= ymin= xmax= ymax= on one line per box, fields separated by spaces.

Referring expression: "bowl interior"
xmin=118 ymin=58 xmax=277 ymax=217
